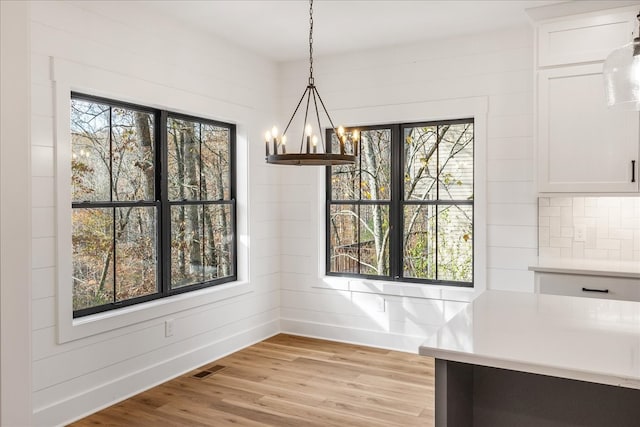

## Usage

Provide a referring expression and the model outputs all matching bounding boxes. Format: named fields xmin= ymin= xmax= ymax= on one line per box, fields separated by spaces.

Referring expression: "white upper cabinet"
xmin=535 ymin=6 xmax=640 ymax=193
xmin=538 ymin=63 xmax=639 ymax=192
xmin=537 ymin=10 xmax=636 ymax=67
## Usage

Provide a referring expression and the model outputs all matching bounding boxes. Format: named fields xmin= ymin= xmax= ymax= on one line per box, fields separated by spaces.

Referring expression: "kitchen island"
xmin=419 ymin=290 xmax=640 ymax=427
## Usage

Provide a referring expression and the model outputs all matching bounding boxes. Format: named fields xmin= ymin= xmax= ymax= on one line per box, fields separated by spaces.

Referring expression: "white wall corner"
xmin=1 ymin=1 xmax=33 ymax=425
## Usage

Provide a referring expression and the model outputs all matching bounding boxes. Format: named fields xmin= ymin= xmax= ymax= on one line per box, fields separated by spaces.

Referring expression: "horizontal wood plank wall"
xmin=70 ymin=334 xmax=435 ymax=427
xmin=278 ymin=25 xmax=538 ymax=350
xmin=29 ymin=1 xmax=281 ymax=424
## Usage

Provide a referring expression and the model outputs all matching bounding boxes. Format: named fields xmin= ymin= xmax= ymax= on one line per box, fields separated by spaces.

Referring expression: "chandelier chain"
xmin=309 ymin=0 xmax=314 ymax=84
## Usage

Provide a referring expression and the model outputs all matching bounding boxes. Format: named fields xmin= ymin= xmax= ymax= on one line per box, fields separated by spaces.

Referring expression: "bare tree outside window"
xmin=71 ymin=94 xmax=236 ymax=317
xmin=327 ymin=120 xmax=473 ymax=286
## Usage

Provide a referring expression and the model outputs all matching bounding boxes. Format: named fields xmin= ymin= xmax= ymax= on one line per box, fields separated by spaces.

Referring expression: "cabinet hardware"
xmin=582 ymin=287 xmax=609 ymax=293
xmin=632 ymin=160 xmax=636 ymax=183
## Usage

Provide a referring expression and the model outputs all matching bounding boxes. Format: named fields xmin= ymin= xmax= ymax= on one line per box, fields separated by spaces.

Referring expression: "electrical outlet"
xmin=165 ymin=319 xmax=174 ymax=337
xmin=574 ymin=224 xmax=586 ymax=242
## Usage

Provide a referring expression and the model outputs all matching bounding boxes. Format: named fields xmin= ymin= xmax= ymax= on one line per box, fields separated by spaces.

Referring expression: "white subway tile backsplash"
xmin=572 ymin=197 xmax=584 ymax=217
xmin=539 ymin=197 xmax=640 ymax=262
xmin=584 ymin=248 xmax=607 ymax=259
xmin=560 ymin=227 xmax=572 ymax=238
xmin=538 ymin=226 xmax=549 ymax=247
xmin=608 ymin=250 xmax=621 ymax=260
xmin=609 ymin=228 xmax=633 ymax=240
xmin=560 ymin=207 xmax=572 ymax=226
xmin=550 ymin=197 xmax=571 ymax=207
xmin=539 ymin=206 xmax=560 ymax=217
xmin=550 ymin=216 xmax=561 ymax=237
xmin=596 ymin=238 xmax=620 ymax=251
xmin=621 ymin=239 xmax=633 ymax=261
xmin=584 ymin=197 xmax=597 ymax=207
xmin=572 ymin=242 xmax=584 ymax=258
xmin=549 ymin=237 xmax=571 ymax=248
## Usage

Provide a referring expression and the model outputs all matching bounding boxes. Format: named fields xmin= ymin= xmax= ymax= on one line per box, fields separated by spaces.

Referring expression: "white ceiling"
xmin=147 ymin=0 xmax=568 ymax=62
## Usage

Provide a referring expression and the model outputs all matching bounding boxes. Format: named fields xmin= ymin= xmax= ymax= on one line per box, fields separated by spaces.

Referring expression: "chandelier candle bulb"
xmin=271 ymin=126 xmax=279 ymax=155
xmin=312 ymin=135 xmax=318 ymax=153
xmin=353 ymin=130 xmax=359 ymax=156
xmin=265 ymin=131 xmax=271 ymax=156
xmin=282 ymin=135 xmax=287 ymax=153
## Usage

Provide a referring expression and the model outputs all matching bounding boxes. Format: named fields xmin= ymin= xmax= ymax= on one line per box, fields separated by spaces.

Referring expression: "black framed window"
xmin=71 ymin=93 xmax=236 ymax=317
xmin=326 ymin=119 xmax=474 ymax=287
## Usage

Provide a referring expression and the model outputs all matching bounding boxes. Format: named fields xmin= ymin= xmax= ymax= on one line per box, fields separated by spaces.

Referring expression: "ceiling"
xmin=147 ymin=0 xmax=569 ymax=62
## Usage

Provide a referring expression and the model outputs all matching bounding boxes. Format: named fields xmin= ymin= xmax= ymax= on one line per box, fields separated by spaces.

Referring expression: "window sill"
xmin=313 ymin=276 xmax=481 ymax=303
xmin=59 ymin=280 xmax=251 ymax=343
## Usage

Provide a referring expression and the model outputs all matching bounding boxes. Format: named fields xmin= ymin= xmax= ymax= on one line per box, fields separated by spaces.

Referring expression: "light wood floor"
xmin=70 ymin=334 xmax=435 ymax=426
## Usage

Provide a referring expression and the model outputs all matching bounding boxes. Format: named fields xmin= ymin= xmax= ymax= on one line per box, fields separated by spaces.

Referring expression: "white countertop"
xmin=419 ymin=290 xmax=640 ymax=389
xmin=529 ymin=258 xmax=640 ymax=278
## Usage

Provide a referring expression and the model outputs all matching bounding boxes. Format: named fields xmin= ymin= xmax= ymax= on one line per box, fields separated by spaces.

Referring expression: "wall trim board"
xmin=34 ymin=319 xmax=280 ymax=426
xmin=51 ymin=56 xmax=254 ymax=343
xmin=0 ymin=1 xmax=33 ymax=425
xmin=280 ymin=318 xmax=429 ymax=354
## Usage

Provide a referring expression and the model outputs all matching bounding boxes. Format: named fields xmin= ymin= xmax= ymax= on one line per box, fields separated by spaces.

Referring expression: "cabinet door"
xmin=538 ymin=63 xmax=639 ymax=193
xmin=537 ymin=10 xmax=635 ymax=67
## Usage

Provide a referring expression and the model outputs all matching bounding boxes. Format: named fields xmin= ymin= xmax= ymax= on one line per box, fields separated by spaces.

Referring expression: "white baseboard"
xmin=35 ymin=319 xmax=280 ymax=427
xmin=280 ymin=318 xmax=427 ymax=354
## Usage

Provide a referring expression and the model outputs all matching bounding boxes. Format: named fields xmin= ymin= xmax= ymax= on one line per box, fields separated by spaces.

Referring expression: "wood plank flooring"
xmin=70 ymin=334 xmax=434 ymax=426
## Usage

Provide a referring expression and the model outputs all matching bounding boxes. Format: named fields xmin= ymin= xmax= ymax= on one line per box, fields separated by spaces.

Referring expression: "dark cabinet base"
xmin=435 ymin=359 xmax=640 ymax=427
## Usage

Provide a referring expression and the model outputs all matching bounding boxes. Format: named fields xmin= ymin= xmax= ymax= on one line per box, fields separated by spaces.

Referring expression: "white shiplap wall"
xmin=29 ymin=1 xmax=280 ymax=425
xmin=278 ymin=26 xmax=538 ymax=350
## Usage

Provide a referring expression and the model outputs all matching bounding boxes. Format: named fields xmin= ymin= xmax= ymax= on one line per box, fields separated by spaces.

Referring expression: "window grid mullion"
xmin=108 ymin=108 xmax=117 ymax=304
xmin=158 ymin=110 xmax=168 ymax=297
xmin=326 ymin=119 xmax=473 ymax=287
xmin=390 ymin=124 xmax=401 ymax=280
xmin=435 ymin=125 xmax=441 ymax=281
xmin=71 ymin=94 xmax=237 ymax=318
xmin=112 ymin=206 xmax=117 ymax=305
xmin=199 ymin=123 xmax=204 ymax=283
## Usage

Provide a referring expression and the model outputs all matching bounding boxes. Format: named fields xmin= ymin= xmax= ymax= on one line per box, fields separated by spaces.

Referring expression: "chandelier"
xmin=603 ymin=11 xmax=640 ymax=110
xmin=265 ymin=0 xmax=359 ymax=166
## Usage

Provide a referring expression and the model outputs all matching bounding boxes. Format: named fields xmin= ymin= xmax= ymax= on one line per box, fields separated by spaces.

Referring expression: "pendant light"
xmin=265 ymin=0 xmax=358 ymax=166
xmin=603 ymin=12 xmax=640 ymax=110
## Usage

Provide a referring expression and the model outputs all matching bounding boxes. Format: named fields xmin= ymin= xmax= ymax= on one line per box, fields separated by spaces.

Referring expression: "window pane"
xmin=201 ymin=124 xmax=230 ymax=200
xmin=438 ymin=123 xmax=473 ymax=201
xmin=71 ymin=99 xmax=111 ymax=202
xmin=330 ymin=132 xmax=360 ymax=200
xmin=437 ymin=205 xmax=473 ymax=282
xmin=115 ymin=207 xmax=157 ymax=301
xmin=203 ymin=204 xmax=234 ymax=280
xmin=170 ymin=204 xmax=203 ymax=288
xmin=72 ymin=208 xmax=114 ymax=310
xmin=167 ymin=117 xmax=201 ymax=201
xmin=359 ymin=204 xmax=390 ymax=276
xmin=403 ymin=204 xmax=436 ymax=280
xmin=404 ymin=126 xmax=437 ymax=201
xmin=112 ymin=108 xmax=155 ymax=201
xmin=360 ymin=129 xmax=391 ymax=200
xmin=329 ymin=204 xmax=358 ymax=273
xmin=330 ymin=163 xmax=359 ymax=200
